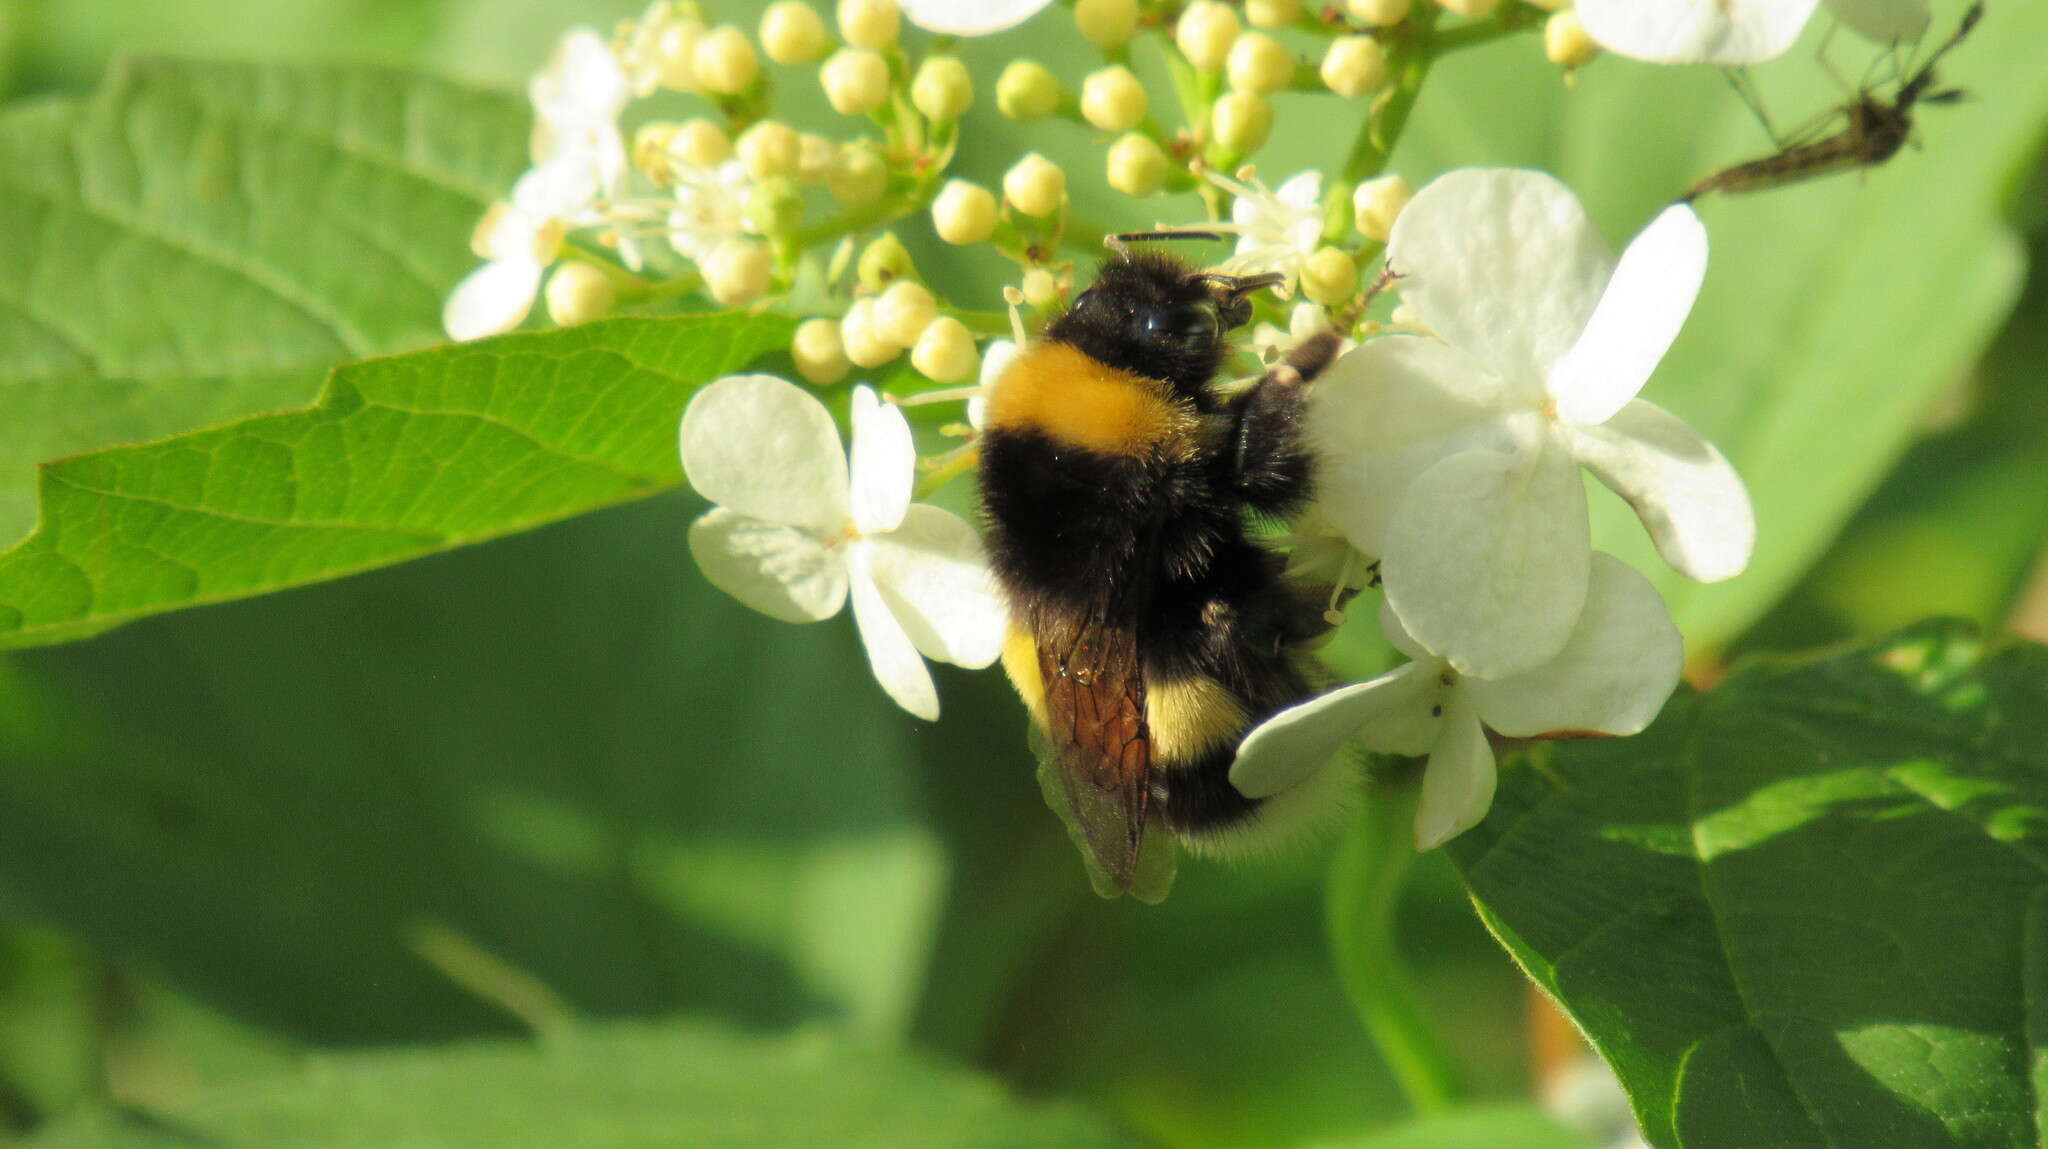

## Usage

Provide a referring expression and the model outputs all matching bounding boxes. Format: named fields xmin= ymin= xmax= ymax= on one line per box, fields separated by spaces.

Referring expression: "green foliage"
xmin=0 ymin=314 xmax=793 ymax=649
xmin=0 ymin=57 xmax=529 ymax=548
xmin=1305 ymin=1105 xmax=1590 ymax=1149
xmin=1452 ymin=621 xmax=2048 ymax=1148
xmin=27 ymin=1020 xmax=1136 ymax=1148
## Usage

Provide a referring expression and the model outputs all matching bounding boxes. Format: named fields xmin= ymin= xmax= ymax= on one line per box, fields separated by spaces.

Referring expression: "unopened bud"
xmin=793 ymin=317 xmax=851 ymax=384
xmin=913 ymin=55 xmax=973 ymax=122
xmin=544 ymin=263 xmax=616 ymax=327
xmin=1246 ymin=0 xmax=1302 ymax=28
xmin=828 ymin=143 xmax=889 ymax=205
xmin=1321 ymin=36 xmax=1386 ymax=98
xmin=1227 ymin=32 xmax=1294 ymax=94
xmin=857 ymin=232 xmax=917 ymax=288
xmin=633 ymin=122 xmax=679 ymax=175
xmin=796 ymin=133 xmax=836 ymax=185
xmin=932 ymin=180 xmax=999 ymax=244
xmin=1080 ymin=66 xmax=1148 ymax=132
xmin=912 ymin=317 xmax=979 ymax=383
xmin=1176 ymin=1 xmax=1240 ymax=72
xmin=671 ymin=118 xmax=732 ymax=168
xmin=737 ymin=120 xmax=802 ymax=180
xmin=1020 ymin=267 xmax=1061 ymax=309
xmin=876 ymin=280 xmax=940 ymax=347
xmin=840 ymin=297 xmax=899 ymax=366
xmin=760 ymin=1 xmax=829 ymax=65
xmin=1210 ymin=90 xmax=1273 ymax=154
xmin=703 ymin=239 xmax=773 ymax=305
xmin=1346 ymin=0 xmax=1411 ymax=25
xmin=693 ymin=25 xmax=760 ymax=94
xmin=1434 ymin=0 xmax=1499 ymax=17
xmin=1523 ymin=0 xmax=1569 ymax=9
xmin=837 ymin=0 xmax=901 ymax=50
xmin=1003 ymin=153 xmax=1067 ymax=218
xmin=996 ymin=60 xmax=1060 ymax=120
xmin=742 ymin=178 xmax=803 ymax=236
xmin=1075 ymin=0 xmax=1139 ymax=48
xmin=1545 ymin=10 xmax=1598 ymax=70
xmin=822 ymin=48 xmax=890 ymax=115
xmin=1301 ymin=247 xmax=1357 ymax=306
xmin=1352 ymin=173 xmax=1410 ymax=242
xmin=649 ymin=18 xmax=705 ymax=91
xmin=1106 ymin=132 xmax=1169 ymax=196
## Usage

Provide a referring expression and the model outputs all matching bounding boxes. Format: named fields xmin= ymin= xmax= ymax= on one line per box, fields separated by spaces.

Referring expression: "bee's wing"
xmin=1029 ymin=594 xmax=1177 ymax=902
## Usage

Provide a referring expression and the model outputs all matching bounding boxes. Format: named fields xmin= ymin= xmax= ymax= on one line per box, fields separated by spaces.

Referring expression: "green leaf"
xmin=0 ymin=313 xmax=793 ymax=650
xmin=26 ymin=1020 xmax=1136 ymax=1148
xmin=1450 ymin=621 xmax=2048 ymax=1148
xmin=0 ymin=57 xmax=528 ymax=548
xmin=1304 ymin=1105 xmax=1591 ymax=1149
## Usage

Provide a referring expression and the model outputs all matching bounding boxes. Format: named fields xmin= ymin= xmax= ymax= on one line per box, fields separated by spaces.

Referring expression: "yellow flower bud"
xmin=632 ymin=122 xmax=679 ymax=176
xmin=1176 ymin=1 xmax=1241 ymax=72
xmin=911 ymin=317 xmax=979 ymax=384
xmin=736 ymin=119 xmax=802 ymax=181
xmin=1352 ymin=173 xmax=1411 ymax=242
xmin=760 ymin=1 xmax=829 ymax=65
xmin=544 ymin=263 xmax=616 ymax=327
xmin=703 ymin=239 xmax=773 ymax=305
xmin=1434 ymin=0 xmax=1499 ymax=17
xmin=840 ymin=297 xmax=899 ymax=366
xmin=793 ymin=317 xmax=851 ymax=385
xmin=876 ymin=280 xmax=940 ymax=348
xmin=1245 ymin=0 xmax=1302 ymax=28
xmin=1301 ymin=247 xmax=1357 ymax=307
xmin=1523 ymin=0 xmax=1570 ymax=10
xmin=837 ymin=0 xmax=901 ymax=51
xmin=1227 ymin=32 xmax=1294 ymax=94
xmin=1080 ymin=66 xmax=1148 ymax=133
xmin=693 ymin=25 xmax=760 ymax=95
xmin=828 ymin=143 xmax=889 ymax=206
xmin=671 ymin=118 xmax=732 ymax=168
xmin=1020 ymin=267 xmax=1061 ymax=309
xmin=1074 ymin=0 xmax=1139 ymax=49
xmin=1545 ymin=10 xmax=1598 ymax=70
xmin=996 ymin=60 xmax=1060 ymax=120
xmin=821 ymin=48 xmax=890 ymax=116
xmin=1321 ymin=36 xmax=1387 ymax=98
xmin=1002 ymin=153 xmax=1067 ymax=218
xmin=796 ymin=133 xmax=836 ymax=185
xmin=650 ymin=19 xmax=705 ymax=92
xmin=742 ymin=178 xmax=803 ymax=236
xmin=1346 ymin=0 xmax=1411 ymax=25
xmin=1210 ymin=91 xmax=1273 ymax=155
xmin=931 ymin=180 xmax=998 ymax=244
xmin=913 ymin=55 xmax=973 ymax=122
xmin=1106 ymin=132 xmax=1169 ymax=196
xmin=857 ymin=232 xmax=916 ymax=288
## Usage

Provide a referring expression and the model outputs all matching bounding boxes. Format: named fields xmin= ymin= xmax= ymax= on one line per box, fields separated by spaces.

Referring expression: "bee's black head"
xmin=1044 ymin=244 xmax=1282 ymax=398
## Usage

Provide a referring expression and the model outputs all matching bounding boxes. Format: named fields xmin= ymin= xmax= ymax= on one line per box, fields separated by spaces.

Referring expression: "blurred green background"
xmin=0 ymin=0 xmax=2044 ymax=1145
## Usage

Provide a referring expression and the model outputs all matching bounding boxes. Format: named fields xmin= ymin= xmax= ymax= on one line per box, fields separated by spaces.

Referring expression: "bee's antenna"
xmin=1193 ymin=271 xmax=1285 ymax=299
xmin=1105 ymin=229 xmax=1225 ymax=257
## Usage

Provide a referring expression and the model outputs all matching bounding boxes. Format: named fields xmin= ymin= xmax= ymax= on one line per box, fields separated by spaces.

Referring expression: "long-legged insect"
xmin=1683 ymin=2 xmax=1982 ymax=201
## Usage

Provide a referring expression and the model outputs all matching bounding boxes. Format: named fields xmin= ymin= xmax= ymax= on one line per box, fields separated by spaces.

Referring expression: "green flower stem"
xmin=1342 ymin=8 xmax=1440 ymax=184
xmin=794 ymin=189 xmax=931 ymax=251
xmin=1325 ymin=765 xmax=1464 ymax=1115
xmin=1432 ymin=7 xmax=1543 ymax=56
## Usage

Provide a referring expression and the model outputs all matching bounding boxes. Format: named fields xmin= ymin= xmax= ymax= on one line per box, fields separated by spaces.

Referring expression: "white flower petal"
xmin=1380 ymin=442 xmax=1592 ymax=678
xmin=849 ymin=386 xmax=915 ymax=535
xmin=680 ymin=375 xmax=851 ymax=533
xmin=1564 ymin=399 xmax=1755 ymax=583
xmin=1415 ymin=692 xmax=1496 ymax=850
xmin=1377 ymin=597 xmax=1430 ymax=664
xmin=865 ymin=504 xmax=1006 ymax=668
xmin=1467 ymin=554 xmax=1682 ymax=738
xmin=1577 ymin=0 xmax=1819 ymax=64
xmin=444 ymin=258 xmax=543 ymax=342
xmin=1230 ymin=663 xmax=1439 ymax=800
xmin=899 ymin=0 xmax=1054 ymax=35
xmin=849 ymin=551 xmax=941 ymax=721
xmin=1386 ymin=169 xmax=1614 ymax=384
xmin=1825 ymin=0 xmax=1930 ymax=43
xmin=1309 ymin=336 xmax=1516 ymax=556
xmin=513 ymin=152 xmax=603 ymax=221
xmin=687 ymin=507 xmax=848 ymax=623
xmin=1548 ymin=204 xmax=1708 ymax=427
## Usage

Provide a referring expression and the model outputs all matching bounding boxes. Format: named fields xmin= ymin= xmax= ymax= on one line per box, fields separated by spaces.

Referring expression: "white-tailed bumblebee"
xmin=978 ymin=235 xmax=1356 ymax=899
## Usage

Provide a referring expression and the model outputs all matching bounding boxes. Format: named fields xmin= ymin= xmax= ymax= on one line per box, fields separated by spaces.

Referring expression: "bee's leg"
xmin=1231 ymin=329 xmax=1342 ymax=516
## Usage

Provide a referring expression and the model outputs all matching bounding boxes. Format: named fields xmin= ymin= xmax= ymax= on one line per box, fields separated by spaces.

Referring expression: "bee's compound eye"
xmin=1070 ymin=287 xmax=1099 ymax=313
xmin=1177 ymin=305 xmax=1219 ymax=342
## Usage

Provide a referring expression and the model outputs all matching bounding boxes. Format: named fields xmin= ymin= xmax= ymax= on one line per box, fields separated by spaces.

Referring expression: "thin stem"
xmin=1342 ymin=9 xmax=1440 ymax=184
xmin=915 ymin=444 xmax=981 ymax=498
xmin=1432 ymin=7 xmax=1543 ymax=56
xmin=1325 ymin=766 xmax=1464 ymax=1115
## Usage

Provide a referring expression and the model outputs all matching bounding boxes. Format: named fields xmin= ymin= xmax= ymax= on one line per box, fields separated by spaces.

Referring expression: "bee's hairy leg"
xmin=1231 ymin=330 xmax=1342 ymax=515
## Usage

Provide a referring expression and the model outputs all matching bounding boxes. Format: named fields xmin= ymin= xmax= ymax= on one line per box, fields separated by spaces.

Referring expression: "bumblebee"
xmin=978 ymin=236 xmax=1357 ymax=899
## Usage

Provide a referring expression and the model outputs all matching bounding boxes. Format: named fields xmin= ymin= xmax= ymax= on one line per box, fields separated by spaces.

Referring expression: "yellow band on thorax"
xmin=985 ymin=342 xmax=1199 ymax=460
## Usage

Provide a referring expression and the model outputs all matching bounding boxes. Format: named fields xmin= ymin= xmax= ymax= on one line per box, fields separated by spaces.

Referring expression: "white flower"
xmin=443 ymin=158 xmax=595 ymax=341
xmin=616 ymin=2 xmax=706 ymax=97
xmin=1230 ymin=554 xmax=1681 ymax=850
xmin=1249 ymin=302 xmax=1348 ymax=365
xmin=680 ymin=375 xmax=1006 ymax=720
xmin=528 ymin=28 xmax=631 ymax=195
xmin=1205 ymin=169 xmax=1324 ymax=296
xmin=1577 ymin=0 xmax=1926 ymax=65
xmin=669 ymin=159 xmax=752 ymax=263
xmin=1310 ymin=168 xmax=1753 ymax=678
xmin=899 ymin=0 xmax=1055 ymax=36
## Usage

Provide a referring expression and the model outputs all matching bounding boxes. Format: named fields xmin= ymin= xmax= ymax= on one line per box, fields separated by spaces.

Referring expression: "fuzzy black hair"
xmin=1041 ymin=250 xmax=1240 ymax=398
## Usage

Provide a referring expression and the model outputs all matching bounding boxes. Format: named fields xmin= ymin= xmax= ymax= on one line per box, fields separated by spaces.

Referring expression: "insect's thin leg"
xmin=1229 ymin=331 xmax=1341 ymax=516
xmin=1721 ymin=67 xmax=1782 ymax=145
